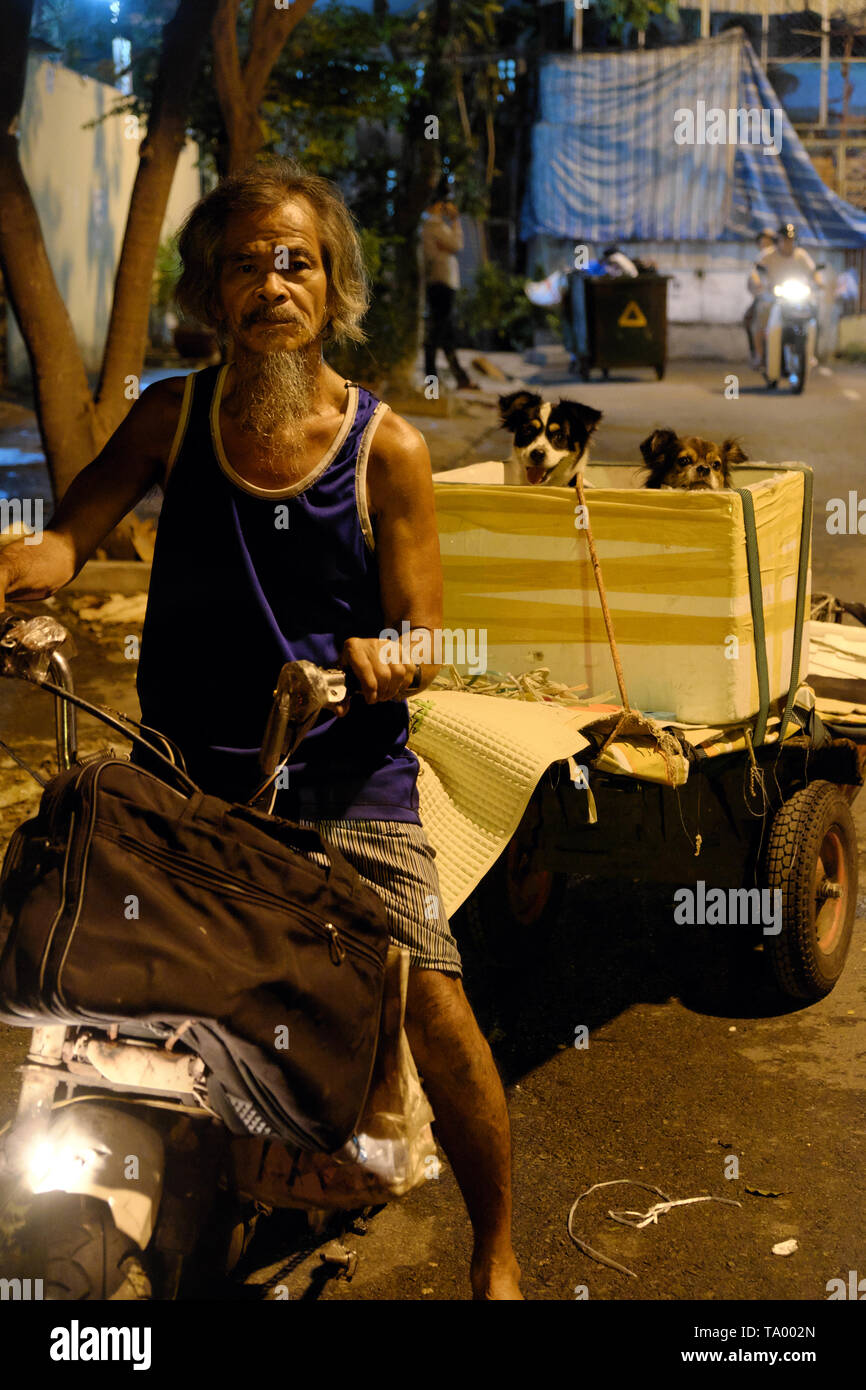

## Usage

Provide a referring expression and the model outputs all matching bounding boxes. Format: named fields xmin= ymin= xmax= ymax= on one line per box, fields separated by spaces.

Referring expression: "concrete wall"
xmin=6 ymin=56 xmax=202 ymax=385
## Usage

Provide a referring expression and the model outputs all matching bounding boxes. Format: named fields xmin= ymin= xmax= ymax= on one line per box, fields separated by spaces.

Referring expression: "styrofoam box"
xmin=433 ymin=463 xmax=811 ymax=726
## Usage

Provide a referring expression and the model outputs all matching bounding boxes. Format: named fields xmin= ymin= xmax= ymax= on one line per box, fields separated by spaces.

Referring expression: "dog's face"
xmin=499 ymin=391 xmax=602 ymax=485
xmin=639 ymin=429 xmax=747 ymax=491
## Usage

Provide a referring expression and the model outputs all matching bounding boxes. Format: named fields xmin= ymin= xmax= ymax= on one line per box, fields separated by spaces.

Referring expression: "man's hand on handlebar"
xmin=0 ymin=531 xmax=78 ymax=610
xmin=338 ymin=635 xmax=432 ymax=710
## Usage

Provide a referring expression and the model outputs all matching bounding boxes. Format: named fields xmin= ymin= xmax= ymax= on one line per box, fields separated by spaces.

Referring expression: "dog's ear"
xmin=499 ymin=390 xmax=542 ymax=428
xmin=721 ymin=438 xmax=748 ymax=466
xmin=640 ymin=428 xmax=678 ymax=467
xmin=555 ymin=399 xmax=603 ymax=443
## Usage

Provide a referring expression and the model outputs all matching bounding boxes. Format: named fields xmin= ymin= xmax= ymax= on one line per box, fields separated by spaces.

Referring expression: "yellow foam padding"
xmin=407 ymin=690 xmax=596 ymax=917
xmin=434 ymin=466 xmax=811 ymax=726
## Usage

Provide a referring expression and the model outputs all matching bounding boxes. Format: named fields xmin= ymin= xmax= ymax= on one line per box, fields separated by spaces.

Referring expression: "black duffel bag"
xmin=0 ymin=752 xmax=390 ymax=1151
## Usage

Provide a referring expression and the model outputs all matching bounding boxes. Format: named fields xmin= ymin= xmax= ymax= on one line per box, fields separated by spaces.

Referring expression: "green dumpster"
xmin=580 ymin=275 xmax=670 ymax=382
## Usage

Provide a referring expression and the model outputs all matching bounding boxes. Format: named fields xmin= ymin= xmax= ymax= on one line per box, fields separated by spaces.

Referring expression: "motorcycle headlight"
xmin=774 ymin=279 xmax=811 ymax=303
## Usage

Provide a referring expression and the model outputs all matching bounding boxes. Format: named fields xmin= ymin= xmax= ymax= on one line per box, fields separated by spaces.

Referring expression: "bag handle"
xmin=38 ymin=677 xmax=200 ymax=796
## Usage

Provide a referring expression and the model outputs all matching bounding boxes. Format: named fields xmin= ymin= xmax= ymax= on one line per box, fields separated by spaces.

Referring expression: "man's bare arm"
xmin=340 ymin=412 xmax=444 ymax=702
xmin=0 ymin=378 xmax=185 ymax=604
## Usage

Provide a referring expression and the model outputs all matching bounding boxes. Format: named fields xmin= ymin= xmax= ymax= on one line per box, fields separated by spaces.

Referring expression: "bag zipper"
xmin=85 ymin=826 xmax=382 ymax=970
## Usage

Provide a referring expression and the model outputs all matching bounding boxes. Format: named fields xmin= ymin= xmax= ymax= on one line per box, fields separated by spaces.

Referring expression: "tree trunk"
xmin=0 ymin=0 xmax=99 ymax=496
xmin=95 ymin=0 xmax=214 ymax=438
xmin=212 ymin=0 xmax=317 ymax=175
xmin=0 ymin=0 xmax=213 ymax=503
xmin=385 ymin=0 xmax=452 ymax=397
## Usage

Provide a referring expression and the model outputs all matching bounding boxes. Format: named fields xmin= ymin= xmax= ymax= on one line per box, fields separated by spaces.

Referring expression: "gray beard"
xmin=229 ymin=346 xmax=320 ymax=454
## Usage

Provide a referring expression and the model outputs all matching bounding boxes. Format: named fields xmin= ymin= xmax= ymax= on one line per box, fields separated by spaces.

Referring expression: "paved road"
xmin=0 ymin=356 xmax=864 ymax=1305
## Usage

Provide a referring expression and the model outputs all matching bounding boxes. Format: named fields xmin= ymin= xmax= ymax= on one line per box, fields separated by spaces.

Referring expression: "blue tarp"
xmin=521 ymin=30 xmax=866 ymax=249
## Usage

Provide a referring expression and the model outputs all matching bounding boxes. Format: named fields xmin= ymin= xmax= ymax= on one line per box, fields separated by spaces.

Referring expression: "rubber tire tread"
xmin=21 ymin=1192 xmax=141 ymax=1300
xmin=764 ymin=780 xmax=857 ymax=1000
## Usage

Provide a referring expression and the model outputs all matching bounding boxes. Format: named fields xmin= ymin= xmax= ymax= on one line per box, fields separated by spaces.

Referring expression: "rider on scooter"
xmin=750 ymin=223 xmax=822 ymax=371
xmin=744 ymin=227 xmax=777 ymax=363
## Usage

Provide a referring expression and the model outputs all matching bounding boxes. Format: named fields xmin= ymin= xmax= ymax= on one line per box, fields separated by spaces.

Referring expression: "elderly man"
xmin=0 ymin=158 xmax=521 ymax=1301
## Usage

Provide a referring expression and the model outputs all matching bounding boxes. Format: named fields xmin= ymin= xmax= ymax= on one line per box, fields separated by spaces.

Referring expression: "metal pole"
xmin=700 ymin=0 xmax=711 ymax=40
xmin=761 ymin=0 xmax=770 ymax=69
xmin=573 ymin=1 xmax=583 ymax=53
xmin=819 ymin=0 xmax=830 ymax=127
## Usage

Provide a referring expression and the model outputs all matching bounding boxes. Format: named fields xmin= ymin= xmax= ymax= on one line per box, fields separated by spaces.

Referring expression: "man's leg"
xmin=404 ymin=968 xmax=523 ymax=1300
xmin=423 ymin=285 xmax=438 ymax=380
xmin=744 ymin=301 xmax=755 ymax=360
xmin=753 ymin=296 xmax=771 ymax=369
xmin=434 ymin=284 xmax=472 ymax=389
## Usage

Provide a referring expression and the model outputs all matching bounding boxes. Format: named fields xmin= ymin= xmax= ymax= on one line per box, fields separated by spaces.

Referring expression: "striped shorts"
xmin=296 ymin=818 xmax=463 ymax=977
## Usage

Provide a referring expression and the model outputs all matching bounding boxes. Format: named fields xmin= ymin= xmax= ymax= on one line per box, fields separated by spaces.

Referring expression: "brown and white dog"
xmin=499 ymin=390 xmax=602 ymax=487
xmin=640 ymin=429 xmax=747 ymax=491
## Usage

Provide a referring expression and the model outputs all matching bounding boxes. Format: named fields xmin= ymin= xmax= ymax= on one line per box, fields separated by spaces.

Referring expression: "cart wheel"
xmin=601 ymin=367 xmax=610 ymax=380
xmin=763 ymin=781 xmax=857 ymax=1000
xmin=578 ymin=358 xmax=591 ymax=382
xmin=654 ymin=363 xmax=665 ymax=380
xmin=459 ymin=808 xmax=567 ymax=970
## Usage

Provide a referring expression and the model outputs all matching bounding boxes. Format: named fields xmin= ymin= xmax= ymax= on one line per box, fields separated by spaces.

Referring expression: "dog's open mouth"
xmin=526 ymin=464 xmax=550 ymax=485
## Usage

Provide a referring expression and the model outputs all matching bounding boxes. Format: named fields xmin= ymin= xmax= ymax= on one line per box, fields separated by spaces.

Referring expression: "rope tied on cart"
xmin=574 ymin=476 xmax=677 ymax=766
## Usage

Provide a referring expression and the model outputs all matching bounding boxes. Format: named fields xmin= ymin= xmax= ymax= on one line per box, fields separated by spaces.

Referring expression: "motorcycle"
xmin=0 ymin=613 xmax=374 ymax=1299
xmin=761 ymin=272 xmax=821 ymax=395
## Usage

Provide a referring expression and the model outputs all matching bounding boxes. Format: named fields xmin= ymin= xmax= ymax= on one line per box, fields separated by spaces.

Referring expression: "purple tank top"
xmin=136 ymin=364 xmax=420 ymax=822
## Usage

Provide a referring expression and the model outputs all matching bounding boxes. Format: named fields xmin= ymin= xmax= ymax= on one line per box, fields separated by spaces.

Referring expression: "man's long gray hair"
xmin=175 ymin=157 xmax=371 ymax=346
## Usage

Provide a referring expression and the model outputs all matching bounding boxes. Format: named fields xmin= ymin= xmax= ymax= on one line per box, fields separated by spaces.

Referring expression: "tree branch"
xmin=243 ymin=0 xmax=317 ymax=110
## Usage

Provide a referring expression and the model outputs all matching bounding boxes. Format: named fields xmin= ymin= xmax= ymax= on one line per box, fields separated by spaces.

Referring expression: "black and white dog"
xmin=499 ymin=391 xmax=602 ymax=487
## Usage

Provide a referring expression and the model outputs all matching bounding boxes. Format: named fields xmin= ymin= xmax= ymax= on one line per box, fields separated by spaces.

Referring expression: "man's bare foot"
xmin=470 ymin=1251 xmax=524 ymax=1300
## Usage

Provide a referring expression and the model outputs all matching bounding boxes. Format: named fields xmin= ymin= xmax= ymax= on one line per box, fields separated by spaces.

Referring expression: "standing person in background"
xmin=421 ymin=194 xmax=477 ymax=392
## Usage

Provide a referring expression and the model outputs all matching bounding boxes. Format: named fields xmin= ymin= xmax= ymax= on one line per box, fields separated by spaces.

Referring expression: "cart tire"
xmin=601 ymin=367 xmax=610 ymax=380
xmin=460 ymin=811 xmax=567 ymax=970
xmin=654 ymin=363 xmax=665 ymax=380
xmin=763 ymin=781 xmax=857 ymax=1000
xmin=578 ymin=358 xmax=591 ymax=382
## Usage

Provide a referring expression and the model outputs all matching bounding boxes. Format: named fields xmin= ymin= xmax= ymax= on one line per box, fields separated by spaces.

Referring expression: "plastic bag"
xmin=230 ymin=946 xmax=437 ymax=1210
xmin=524 ymin=270 xmax=567 ymax=306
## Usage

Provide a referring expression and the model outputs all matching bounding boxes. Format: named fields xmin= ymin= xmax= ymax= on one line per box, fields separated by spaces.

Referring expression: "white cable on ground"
xmin=567 ymin=1178 xmax=742 ymax=1280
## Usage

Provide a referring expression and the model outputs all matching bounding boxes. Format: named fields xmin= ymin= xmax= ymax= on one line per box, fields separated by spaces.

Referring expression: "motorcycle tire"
xmin=17 ymin=1192 xmax=149 ymax=1300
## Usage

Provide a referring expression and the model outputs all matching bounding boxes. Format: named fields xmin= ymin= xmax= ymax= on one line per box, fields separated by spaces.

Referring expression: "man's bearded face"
xmin=217 ymin=197 xmax=330 ymax=440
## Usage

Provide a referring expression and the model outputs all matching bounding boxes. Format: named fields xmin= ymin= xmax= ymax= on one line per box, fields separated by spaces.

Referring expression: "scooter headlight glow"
xmin=26 ymin=1132 xmax=104 ymax=1192
xmin=774 ymin=279 xmax=811 ymax=303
